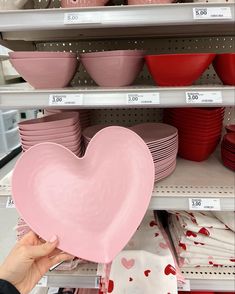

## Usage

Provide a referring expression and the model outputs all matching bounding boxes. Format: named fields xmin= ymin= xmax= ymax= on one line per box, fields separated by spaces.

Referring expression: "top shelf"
xmin=0 ymin=3 xmax=234 ymax=42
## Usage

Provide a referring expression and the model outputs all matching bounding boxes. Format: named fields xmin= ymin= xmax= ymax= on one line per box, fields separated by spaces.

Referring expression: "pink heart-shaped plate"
xmin=12 ymin=126 xmax=154 ymax=263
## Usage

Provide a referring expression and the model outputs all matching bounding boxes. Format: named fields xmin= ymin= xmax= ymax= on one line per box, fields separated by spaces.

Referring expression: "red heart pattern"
xmin=198 ymin=227 xmax=210 ymax=236
xmin=144 ymin=270 xmax=151 ymax=277
xmin=121 ymin=258 xmax=135 ymax=269
xmin=164 ymin=264 xmax=176 ymax=276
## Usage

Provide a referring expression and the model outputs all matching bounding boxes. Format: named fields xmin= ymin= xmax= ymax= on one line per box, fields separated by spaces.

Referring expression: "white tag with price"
xmin=6 ymin=197 xmax=15 ymax=208
xmin=178 ymin=280 xmax=191 ymax=291
xmin=49 ymin=94 xmax=83 ymax=106
xmin=189 ymin=198 xmax=221 ymax=211
xmin=193 ymin=7 xmax=232 ymax=19
xmin=127 ymin=93 xmax=160 ymax=105
xmin=186 ymin=91 xmax=222 ymax=104
xmin=64 ymin=12 xmax=102 ymax=24
xmin=36 ymin=276 xmax=48 ymax=287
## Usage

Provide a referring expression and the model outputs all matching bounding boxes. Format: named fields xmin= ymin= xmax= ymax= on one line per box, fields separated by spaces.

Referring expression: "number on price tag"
xmin=6 ymin=197 xmax=15 ymax=209
xmin=64 ymin=12 xmax=102 ymax=24
xmin=186 ymin=91 xmax=222 ymax=104
xmin=49 ymin=94 xmax=83 ymax=106
xmin=193 ymin=7 xmax=232 ymax=19
xmin=189 ymin=198 xmax=221 ymax=211
xmin=178 ymin=280 xmax=191 ymax=291
xmin=36 ymin=276 xmax=48 ymax=287
xmin=127 ymin=93 xmax=160 ymax=105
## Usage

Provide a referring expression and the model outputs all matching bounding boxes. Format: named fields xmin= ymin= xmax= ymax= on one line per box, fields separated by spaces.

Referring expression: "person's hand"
xmin=0 ymin=231 xmax=73 ymax=294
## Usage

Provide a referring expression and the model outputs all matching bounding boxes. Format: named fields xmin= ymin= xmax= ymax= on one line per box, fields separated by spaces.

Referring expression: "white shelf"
xmin=0 ymin=209 xmax=234 ymax=291
xmin=0 ymin=84 xmax=234 ymax=109
xmin=0 ymin=3 xmax=234 ymax=42
xmin=1 ymin=150 xmax=234 ymax=210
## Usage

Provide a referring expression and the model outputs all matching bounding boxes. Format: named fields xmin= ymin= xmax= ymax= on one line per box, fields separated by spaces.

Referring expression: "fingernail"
xmin=49 ymin=235 xmax=58 ymax=243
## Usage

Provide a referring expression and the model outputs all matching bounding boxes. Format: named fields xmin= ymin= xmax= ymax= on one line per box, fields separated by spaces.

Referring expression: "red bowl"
xmin=225 ymin=124 xmax=235 ymax=133
xmin=145 ymin=53 xmax=216 ymax=86
xmin=224 ymin=133 xmax=235 ymax=145
xmin=213 ymin=53 xmax=235 ymax=85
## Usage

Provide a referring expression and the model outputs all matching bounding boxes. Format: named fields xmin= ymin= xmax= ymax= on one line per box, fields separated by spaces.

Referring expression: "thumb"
xmin=27 ymin=235 xmax=58 ymax=259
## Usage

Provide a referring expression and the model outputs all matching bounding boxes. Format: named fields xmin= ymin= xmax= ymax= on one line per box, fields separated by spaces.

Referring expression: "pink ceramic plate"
xmin=130 ymin=123 xmax=178 ymax=144
xmin=19 ymin=112 xmax=79 ymax=131
xmin=80 ymin=50 xmax=145 ymax=58
xmin=20 ymin=129 xmax=81 ymax=142
xmin=148 ymin=138 xmax=178 ymax=151
xmin=12 ymin=126 xmax=155 ymax=263
xmin=9 ymin=51 xmax=77 ymax=59
xmin=21 ymin=133 xmax=81 ymax=145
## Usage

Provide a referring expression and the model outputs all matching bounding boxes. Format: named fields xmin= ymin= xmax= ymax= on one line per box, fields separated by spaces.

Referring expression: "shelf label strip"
xmin=186 ymin=91 xmax=222 ymax=104
xmin=49 ymin=94 xmax=83 ymax=106
xmin=193 ymin=7 xmax=232 ymax=19
xmin=126 ymin=93 xmax=160 ymax=105
xmin=189 ymin=198 xmax=221 ymax=211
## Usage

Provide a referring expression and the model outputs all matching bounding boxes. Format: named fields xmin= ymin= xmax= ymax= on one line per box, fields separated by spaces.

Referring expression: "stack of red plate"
xmin=221 ymin=133 xmax=235 ymax=171
xmin=83 ymin=123 xmax=178 ymax=182
xmin=164 ymin=108 xmax=224 ymax=162
xmin=18 ymin=112 xmax=83 ymax=156
xmin=44 ymin=109 xmax=91 ymax=130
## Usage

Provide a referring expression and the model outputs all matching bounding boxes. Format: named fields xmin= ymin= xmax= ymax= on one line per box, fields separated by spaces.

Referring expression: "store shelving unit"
xmin=0 ymin=0 xmax=234 ymax=292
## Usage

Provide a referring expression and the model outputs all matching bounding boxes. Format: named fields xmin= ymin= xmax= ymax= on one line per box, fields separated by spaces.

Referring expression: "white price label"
xmin=178 ymin=280 xmax=191 ymax=291
xmin=64 ymin=12 xmax=102 ymax=24
xmin=36 ymin=276 xmax=48 ymax=287
xmin=193 ymin=7 xmax=232 ymax=19
xmin=6 ymin=197 xmax=15 ymax=208
xmin=127 ymin=93 xmax=160 ymax=105
xmin=186 ymin=91 xmax=222 ymax=104
xmin=189 ymin=198 xmax=221 ymax=211
xmin=49 ymin=94 xmax=83 ymax=106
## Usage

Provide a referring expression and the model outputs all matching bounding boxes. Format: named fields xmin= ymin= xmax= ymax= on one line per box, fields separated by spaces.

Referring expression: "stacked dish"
xmin=225 ymin=124 xmax=235 ymax=133
xmin=61 ymin=0 xmax=108 ymax=7
xmin=44 ymin=109 xmax=91 ymax=130
xmin=83 ymin=123 xmax=178 ymax=182
xmin=128 ymin=0 xmax=173 ymax=4
xmin=80 ymin=50 xmax=145 ymax=87
xmin=0 ymin=0 xmax=29 ymax=10
xmin=213 ymin=53 xmax=235 ymax=86
xmin=9 ymin=51 xmax=78 ymax=89
xmin=145 ymin=53 xmax=216 ymax=86
xmin=164 ymin=108 xmax=224 ymax=161
xmin=221 ymin=133 xmax=235 ymax=171
xmin=18 ymin=112 xmax=83 ymax=156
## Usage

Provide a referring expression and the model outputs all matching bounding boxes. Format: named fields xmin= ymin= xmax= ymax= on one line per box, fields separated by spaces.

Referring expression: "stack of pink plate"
xmin=18 ymin=112 xmax=82 ymax=156
xmin=221 ymin=133 xmax=235 ymax=171
xmin=44 ymin=109 xmax=91 ymax=130
xmin=83 ymin=123 xmax=178 ymax=182
xmin=164 ymin=108 xmax=224 ymax=162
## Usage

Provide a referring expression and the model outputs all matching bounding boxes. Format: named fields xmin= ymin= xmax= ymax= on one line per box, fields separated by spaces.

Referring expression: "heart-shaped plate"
xmin=12 ymin=126 xmax=154 ymax=263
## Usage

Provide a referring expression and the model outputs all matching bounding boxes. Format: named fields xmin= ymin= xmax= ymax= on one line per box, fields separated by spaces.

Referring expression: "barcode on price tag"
xmin=6 ymin=197 xmax=15 ymax=208
xmin=126 ymin=93 xmax=160 ymax=105
xmin=49 ymin=94 xmax=83 ymax=106
xmin=189 ymin=198 xmax=221 ymax=211
xmin=193 ymin=7 xmax=232 ymax=19
xmin=178 ymin=280 xmax=190 ymax=291
xmin=64 ymin=12 xmax=102 ymax=24
xmin=186 ymin=91 xmax=222 ymax=104
xmin=36 ymin=276 xmax=48 ymax=287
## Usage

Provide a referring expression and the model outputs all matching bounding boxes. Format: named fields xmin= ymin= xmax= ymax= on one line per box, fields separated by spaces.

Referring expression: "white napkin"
xmin=213 ymin=211 xmax=235 ymax=232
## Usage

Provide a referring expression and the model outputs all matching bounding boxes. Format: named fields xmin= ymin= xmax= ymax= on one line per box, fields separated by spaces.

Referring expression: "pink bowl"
xmin=61 ymin=0 xmax=108 ymax=7
xmin=10 ymin=58 xmax=78 ymax=89
xmin=128 ymin=0 xmax=173 ymax=4
xmin=80 ymin=50 xmax=145 ymax=58
xmin=9 ymin=51 xmax=77 ymax=59
xmin=81 ymin=55 xmax=144 ymax=87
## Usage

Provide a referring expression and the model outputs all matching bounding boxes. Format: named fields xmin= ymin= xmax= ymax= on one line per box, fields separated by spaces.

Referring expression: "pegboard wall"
xmin=37 ymin=36 xmax=235 ymax=86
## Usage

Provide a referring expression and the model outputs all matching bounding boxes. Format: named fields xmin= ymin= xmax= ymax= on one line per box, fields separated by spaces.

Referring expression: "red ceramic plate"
xmin=224 ymin=133 xmax=235 ymax=146
xmin=145 ymin=53 xmax=216 ymax=86
xmin=225 ymin=124 xmax=235 ymax=133
xmin=213 ymin=53 xmax=235 ymax=85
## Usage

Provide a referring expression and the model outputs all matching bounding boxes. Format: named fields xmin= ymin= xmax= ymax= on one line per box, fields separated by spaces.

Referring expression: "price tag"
xmin=189 ymin=198 xmax=221 ymax=211
xmin=49 ymin=94 xmax=83 ymax=106
xmin=64 ymin=12 xmax=102 ymax=24
xmin=36 ymin=276 xmax=48 ymax=287
xmin=178 ymin=280 xmax=191 ymax=291
xmin=193 ymin=7 xmax=232 ymax=19
xmin=126 ymin=93 xmax=160 ymax=105
xmin=186 ymin=91 xmax=222 ymax=104
xmin=48 ymin=288 xmax=59 ymax=294
xmin=6 ymin=197 xmax=15 ymax=209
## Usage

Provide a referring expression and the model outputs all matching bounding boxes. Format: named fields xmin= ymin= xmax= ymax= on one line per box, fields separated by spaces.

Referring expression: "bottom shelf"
xmin=0 ymin=209 xmax=234 ymax=292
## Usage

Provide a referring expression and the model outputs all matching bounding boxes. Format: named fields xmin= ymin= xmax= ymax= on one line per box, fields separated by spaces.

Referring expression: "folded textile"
xmin=168 ymin=210 xmax=228 ymax=229
xmin=106 ymin=211 xmax=179 ymax=294
xmin=213 ymin=211 xmax=235 ymax=232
